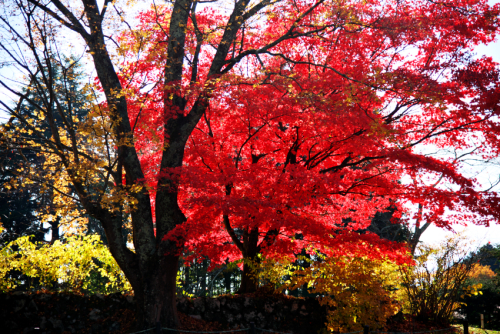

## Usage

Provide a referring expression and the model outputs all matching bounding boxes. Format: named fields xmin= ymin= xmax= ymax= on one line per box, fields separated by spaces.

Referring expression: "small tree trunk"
xmin=200 ymin=258 xmax=208 ymax=296
xmin=49 ymin=219 xmax=60 ymax=243
xmin=223 ymin=267 xmax=232 ymax=293
xmin=184 ymin=264 xmax=190 ymax=294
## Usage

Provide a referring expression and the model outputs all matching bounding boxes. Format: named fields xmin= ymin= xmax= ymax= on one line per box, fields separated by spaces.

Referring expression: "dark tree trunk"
xmin=134 ymin=254 xmax=180 ymax=329
xmin=49 ymin=218 xmax=60 ymax=244
xmin=223 ymin=267 xmax=232 ymax=293
xmin=237 ymin=228 xmax=260 ymax=294
xmin=238 ymin=259 xmax=259 ymax=293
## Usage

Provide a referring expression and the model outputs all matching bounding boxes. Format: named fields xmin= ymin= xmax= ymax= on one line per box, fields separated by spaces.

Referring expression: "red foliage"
xmin=115 ymin=0 xmax=500 ymax=270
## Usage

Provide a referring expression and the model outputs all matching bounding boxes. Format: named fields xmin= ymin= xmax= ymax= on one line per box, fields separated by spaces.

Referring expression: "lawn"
xmin=468 ymin=328 xmax=500 ymax=334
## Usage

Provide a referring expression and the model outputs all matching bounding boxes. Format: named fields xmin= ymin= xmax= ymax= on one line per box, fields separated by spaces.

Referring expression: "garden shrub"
xmin=0 ymin=234 xmax=131 ymax=294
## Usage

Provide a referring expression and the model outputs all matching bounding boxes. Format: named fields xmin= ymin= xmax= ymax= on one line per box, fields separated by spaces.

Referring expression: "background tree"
xmin=257 ymin=251 xmax=402 ymax=331
xmin=368 ymin=207 xmax=410 ymax=243
xmin=458 ymin=243 xmax=500 ymax=329
xmin=0 ymin=147 xmax=46 ymax=246
xmin=0 ymin=56 xmax=93 ymax=244
xmin=176 ymin=257 xmax=242 ymax=297
xmin=0 ymin=56 xmax=119 ymax=293
xmin=399 ymin=236 xmax=483 ymax=325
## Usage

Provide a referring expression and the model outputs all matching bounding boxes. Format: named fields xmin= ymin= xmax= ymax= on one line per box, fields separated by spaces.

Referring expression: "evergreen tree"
xmin=0 ymin=57 xmax=92 ymax=245
xmin=458 ymin=244 xmax=500 ymax=329
xmin=0 ymin=144 xmax=46 ymax=246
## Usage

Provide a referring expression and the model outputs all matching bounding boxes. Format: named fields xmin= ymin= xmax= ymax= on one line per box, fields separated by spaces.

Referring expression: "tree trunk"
xmin=238 ymin=259 xmax=259 ymax=293
xmin=223 ymin=267 xmax=232 ymax=293
xmin=99 ymin=210 xmax=182 ymax=331
xmin=134 ymin=254 xmax=180 ymax=330
xmin=200 ymin=259 xmax=207 ymax=296
xmin=408 ymin=204 xmax=430 ymax=256
xmin=237 ymin=228 xmax=260 ymax=294
xmin=184 ymin=265 xmax=191 ymax=294
xmin=49 ymin=218 xmax=60 ymax=244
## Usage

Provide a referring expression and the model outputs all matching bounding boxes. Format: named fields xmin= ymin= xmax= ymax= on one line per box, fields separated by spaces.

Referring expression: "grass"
xmin=452 ymin=325 xmax=500 ymax=334
xmin=468 ymin=328 xmax=500 ymax=334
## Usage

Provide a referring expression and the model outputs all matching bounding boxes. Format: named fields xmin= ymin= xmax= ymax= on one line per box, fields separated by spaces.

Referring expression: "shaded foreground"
xmin=1 ymin=291 xmax=462 ymax=334
xmin=0 ymin=291 xmax=327 ymax=334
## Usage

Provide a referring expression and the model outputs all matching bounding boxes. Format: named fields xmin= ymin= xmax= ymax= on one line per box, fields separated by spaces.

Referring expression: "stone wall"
xmin=0 ymin=291 xmax=135 ymax=334
xmin=177 ymin=294 xmax=328 ymax=333
xmin=0 ymin=292 xmax=328 ymax=334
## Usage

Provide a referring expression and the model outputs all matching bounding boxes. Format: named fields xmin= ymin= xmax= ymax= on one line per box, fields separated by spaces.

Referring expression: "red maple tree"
xmin=117 ymin=0 xmax=500 ymax=294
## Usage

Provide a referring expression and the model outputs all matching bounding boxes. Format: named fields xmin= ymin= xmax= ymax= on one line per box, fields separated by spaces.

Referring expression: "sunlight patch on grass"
xmin=469 ymin=328 xmax=500 ymax=334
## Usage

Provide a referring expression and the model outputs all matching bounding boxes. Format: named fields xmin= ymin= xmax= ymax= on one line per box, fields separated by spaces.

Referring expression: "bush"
xmin=258 ymin=252 xmax=403 ymax=331
xmin=0 ymin=234 xmax=131 ymax=294
xmin=398 ymin=236 xmax=481 ymax=325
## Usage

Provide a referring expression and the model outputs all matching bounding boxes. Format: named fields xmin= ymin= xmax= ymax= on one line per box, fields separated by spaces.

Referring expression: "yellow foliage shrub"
xmin=0 ymin=234 xmax=131 ymax=294
xmin=258 ymin=253 xmax=402 ymax=332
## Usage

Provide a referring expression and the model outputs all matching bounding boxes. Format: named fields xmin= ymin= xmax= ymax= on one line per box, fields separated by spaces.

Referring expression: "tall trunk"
xmin=408 ymin=204 xmax=430 ymax=256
